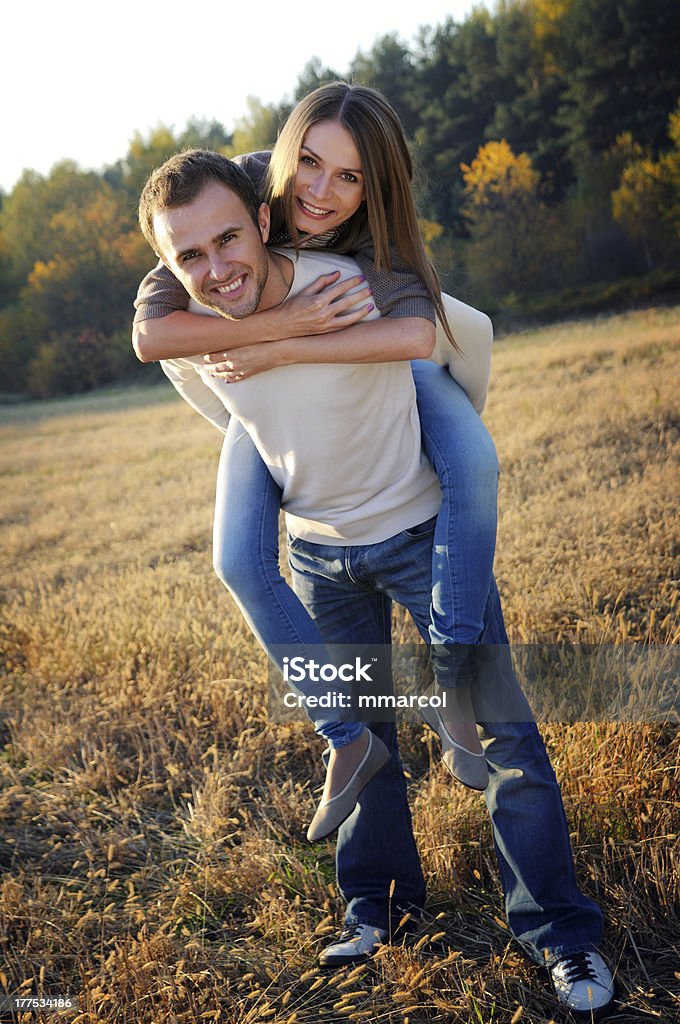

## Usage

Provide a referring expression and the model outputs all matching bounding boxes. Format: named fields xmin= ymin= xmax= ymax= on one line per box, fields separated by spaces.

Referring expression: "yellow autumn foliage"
xmin=461 ymin=140 xmax=540 ymax=209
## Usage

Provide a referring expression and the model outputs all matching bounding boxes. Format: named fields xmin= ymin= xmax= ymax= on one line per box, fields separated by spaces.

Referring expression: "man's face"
xmin=153 ymin=182 xmax=271 ymax=319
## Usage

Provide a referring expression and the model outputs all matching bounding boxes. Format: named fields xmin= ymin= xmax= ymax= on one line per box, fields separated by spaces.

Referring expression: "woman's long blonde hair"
xmin=265 ymin=82 xmax=457 ymax=349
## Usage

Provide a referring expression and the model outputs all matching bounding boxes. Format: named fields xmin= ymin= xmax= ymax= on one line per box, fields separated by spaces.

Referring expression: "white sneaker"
xmin=319 ymin=923 xmax=388 ymax=967
xmin=551 ymin=951 xmax=616 ymax=1018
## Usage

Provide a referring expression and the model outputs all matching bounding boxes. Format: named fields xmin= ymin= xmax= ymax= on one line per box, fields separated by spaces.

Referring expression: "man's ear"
xmin=258 ymin=203 xmax=271 ymax=244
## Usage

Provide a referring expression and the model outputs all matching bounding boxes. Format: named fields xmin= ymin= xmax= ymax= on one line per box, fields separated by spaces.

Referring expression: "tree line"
xmin=2 ymin=0 xmax=679 ymax=398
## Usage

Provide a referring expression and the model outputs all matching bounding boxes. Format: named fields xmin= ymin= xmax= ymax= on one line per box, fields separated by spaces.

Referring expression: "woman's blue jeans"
xmin=286 ymin=526 xmax=604 ymax=964
xmin=411 ymin=360 xmax=498 ymax=648
xmin=412 ymin=360 xmax=499 ymax=688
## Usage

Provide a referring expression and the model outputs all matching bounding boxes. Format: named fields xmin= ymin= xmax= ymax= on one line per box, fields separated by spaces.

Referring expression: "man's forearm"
xmin=132 ymin=308 xmax=283 ymax=363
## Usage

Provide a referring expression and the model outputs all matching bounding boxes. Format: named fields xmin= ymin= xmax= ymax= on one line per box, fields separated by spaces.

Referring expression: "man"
xmin=134 ymin=150 xmax=616 ymax=1019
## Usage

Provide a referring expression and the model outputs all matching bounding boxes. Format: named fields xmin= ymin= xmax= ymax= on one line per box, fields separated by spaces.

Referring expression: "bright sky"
xmin=2 ymin=0 xmax=482 ymax=195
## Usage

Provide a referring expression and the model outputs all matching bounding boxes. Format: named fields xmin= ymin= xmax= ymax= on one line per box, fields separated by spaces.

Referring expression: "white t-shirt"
xmin=161 ymin=248 xmax=442 ymax=544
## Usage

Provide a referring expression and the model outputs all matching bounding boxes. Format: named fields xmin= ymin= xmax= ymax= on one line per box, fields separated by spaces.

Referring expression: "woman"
xmin=134 ymin=83 xmax=499 ymax=818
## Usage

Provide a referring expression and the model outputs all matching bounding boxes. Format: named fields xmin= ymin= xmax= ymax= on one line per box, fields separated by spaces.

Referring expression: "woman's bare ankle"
xmin=322 ymin=730 xmax=369 ymax=801
xmin=438 ymin=687 xmax=483 ymax=755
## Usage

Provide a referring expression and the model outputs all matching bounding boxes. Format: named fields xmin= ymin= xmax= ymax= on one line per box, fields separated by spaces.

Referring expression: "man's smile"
xmin=214 ymin=274 xmax=246 ymax=295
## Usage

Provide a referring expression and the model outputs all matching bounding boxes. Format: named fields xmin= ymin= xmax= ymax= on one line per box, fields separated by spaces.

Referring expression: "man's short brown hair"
xmin=139 ymin=149 xmax=262 ymax=253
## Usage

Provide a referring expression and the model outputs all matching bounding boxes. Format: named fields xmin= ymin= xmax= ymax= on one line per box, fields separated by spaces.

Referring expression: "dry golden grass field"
xmin=0 ymin=305 xmax=678 ymax=1023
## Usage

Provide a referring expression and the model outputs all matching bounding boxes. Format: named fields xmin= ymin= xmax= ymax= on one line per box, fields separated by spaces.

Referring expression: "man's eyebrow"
xmin=176 ymin=244 xmax=200 ymax=260
xmin=301 ymin=145 xmax=363 ymax=175
xmin=211 ymin=225 xmax=241 ymax=244
xmin=175 ymin=225 xmax=241 ymax=261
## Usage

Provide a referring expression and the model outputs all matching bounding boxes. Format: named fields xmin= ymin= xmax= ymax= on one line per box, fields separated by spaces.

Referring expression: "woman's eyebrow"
xmin=301 ymin=145 xmax=363 ymax=175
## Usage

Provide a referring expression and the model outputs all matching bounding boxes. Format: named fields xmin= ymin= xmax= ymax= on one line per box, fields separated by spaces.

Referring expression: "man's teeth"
xmin=217 ymin=276 xmax=244 ymax=294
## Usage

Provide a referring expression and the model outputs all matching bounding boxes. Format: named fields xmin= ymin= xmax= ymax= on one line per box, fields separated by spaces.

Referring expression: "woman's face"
xmin=293 ymin=120 xmax=365 ymax=235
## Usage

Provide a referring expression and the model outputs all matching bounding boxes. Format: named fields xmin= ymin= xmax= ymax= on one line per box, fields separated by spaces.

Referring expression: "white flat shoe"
xmin=420 ymin=697 xmax=489 ymax=790
xmin=307 ymin=732 xmax=390 ymax=842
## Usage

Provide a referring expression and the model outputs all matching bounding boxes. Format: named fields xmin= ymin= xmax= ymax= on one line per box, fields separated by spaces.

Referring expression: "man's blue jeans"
xmin=287 ymin=523 xmax=604 ymax=964
xmin=212 ymin=366 xmax=500 ymax=730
